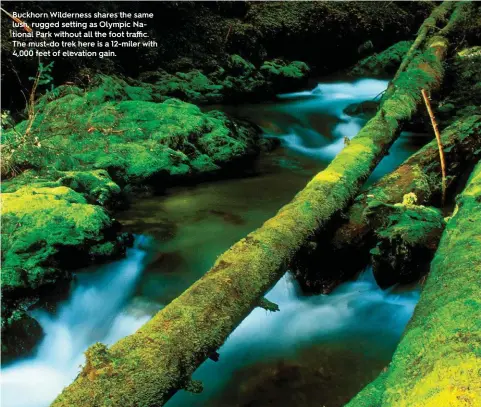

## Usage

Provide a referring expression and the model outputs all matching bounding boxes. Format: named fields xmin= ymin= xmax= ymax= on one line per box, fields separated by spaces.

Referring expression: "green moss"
xmin=370 ymin=195 xmax=446 ymax=287
xmin=1 ymin=186 xmax=113 ymax=293
xmin=349 ymin=41 xmax=414 ymax=76
xmin=138 ymin=56 xmax=310 ymax=104
xmin=3 ymin=75 xmax=262 ymax=184
xmin=379 ymin=161 xmax=481 ymax=406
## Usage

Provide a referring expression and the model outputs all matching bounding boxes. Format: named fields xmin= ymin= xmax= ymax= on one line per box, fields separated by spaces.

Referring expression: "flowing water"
xmin=1 ymin=79 xmax=428 ymax=407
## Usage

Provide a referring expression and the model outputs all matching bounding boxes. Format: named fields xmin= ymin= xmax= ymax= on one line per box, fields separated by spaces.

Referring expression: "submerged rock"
xmin=210 ymin=344 xmax=386 ymax=407
xmin=343 ymin=100 xmax=379 ymax=119
xmin=1 ymin=309 xmax=43 ymax=364
xmin=369 ymin=193 xmax=446 ymax=288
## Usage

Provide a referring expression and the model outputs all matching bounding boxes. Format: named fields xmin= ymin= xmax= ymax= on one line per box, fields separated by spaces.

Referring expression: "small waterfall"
xmin=274 ymin=79 xmax=389 ymax=161
xmin=1 ymin=236 xmax=153 ymax=407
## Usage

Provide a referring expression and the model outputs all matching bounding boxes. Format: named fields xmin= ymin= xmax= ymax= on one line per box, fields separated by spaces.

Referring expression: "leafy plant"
xmin=1 ymin=61 xmax=55 ymax=178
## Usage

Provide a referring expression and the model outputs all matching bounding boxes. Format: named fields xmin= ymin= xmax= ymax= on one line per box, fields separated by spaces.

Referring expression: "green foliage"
xmin=1 ymin=62 xmax=57 ymax=178
xmin=28 ymin=61 xmax=54 ymax=87
xmin=1 ymin=110 xmax=14 ymax=130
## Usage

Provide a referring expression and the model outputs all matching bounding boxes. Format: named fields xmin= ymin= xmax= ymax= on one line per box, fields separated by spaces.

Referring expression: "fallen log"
xmin=293 ymin=114 xmax=481 ymax=293
xmin=51 ymin=4 xmax=457 ymax=406
xmin=346 ymin=159 xmax=481 ymax=407
xmin=390 ymin=1 xmax=453 ymax=83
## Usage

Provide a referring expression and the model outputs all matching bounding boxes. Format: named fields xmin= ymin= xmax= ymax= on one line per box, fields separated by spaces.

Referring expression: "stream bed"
xmin=1 ymin=78 xmax=428 ymax=407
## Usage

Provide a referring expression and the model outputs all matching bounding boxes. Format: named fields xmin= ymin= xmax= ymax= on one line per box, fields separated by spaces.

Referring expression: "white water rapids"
xmin=1 ymin=237 xmax=152 ymax=407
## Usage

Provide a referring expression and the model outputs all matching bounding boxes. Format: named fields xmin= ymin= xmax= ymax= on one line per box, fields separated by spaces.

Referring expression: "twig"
xmin=0 ymin=7 xmax=32 ymax=32
xmin=421 ymin=88 xmax=447 ymax=205
xmin=224 ymin=24 xmax=232 ymax=45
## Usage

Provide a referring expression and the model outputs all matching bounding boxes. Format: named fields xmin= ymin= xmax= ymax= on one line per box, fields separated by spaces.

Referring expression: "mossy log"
xmin=392 ymin=1 xmax=454 ymax=83
xmin=51 ymin=4 xmax=456 ymax=407
xmin=293 ymin=115 xmax=481 ymax=293
xmin=347 ymin=159 xmax=481 ymax=407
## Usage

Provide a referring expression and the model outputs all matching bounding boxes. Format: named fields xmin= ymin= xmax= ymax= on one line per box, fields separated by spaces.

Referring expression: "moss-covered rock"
xmin=349 ymin=41 xmax=414 ymax=77
xmin=138 ymin=56 xmax=310 ymax=104
xmin=369 ymin=193 xmax=446 ymax=288
xmin=2 ymin=75 xmax=266 ymax=184
xmin=210 ymin=345 xmax=386 ymax=407
xmin=1 ymin=185 xmax=124 ymax=293
xmin=0 ymin=185 xmax=127 ymax=362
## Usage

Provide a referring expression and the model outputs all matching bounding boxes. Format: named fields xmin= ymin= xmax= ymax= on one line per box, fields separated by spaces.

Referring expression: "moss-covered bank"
xmin=347 ymin=159 xmax=481 ymax=407
xmin=2 ymin=74 xmax=269 ymax=184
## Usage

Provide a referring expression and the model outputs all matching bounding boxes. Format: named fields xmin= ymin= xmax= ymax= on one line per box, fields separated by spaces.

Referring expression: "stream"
xmin=1 ymin=78 xmax=428 ymax=407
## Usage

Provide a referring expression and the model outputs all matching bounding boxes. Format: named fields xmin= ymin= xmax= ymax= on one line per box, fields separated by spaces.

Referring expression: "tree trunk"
xmin=51 ymin=4 xmax=457 ymax=407
xmin=293 ymin=114 xmax=481 ymax=293
xmin=346 ymin=159 xmax=481 ymax=407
